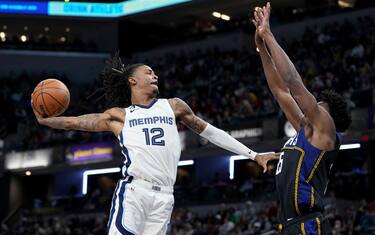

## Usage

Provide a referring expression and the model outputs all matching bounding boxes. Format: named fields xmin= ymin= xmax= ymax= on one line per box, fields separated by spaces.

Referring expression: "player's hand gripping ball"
xmin=31 ymin=79 xmax=70 ymax=118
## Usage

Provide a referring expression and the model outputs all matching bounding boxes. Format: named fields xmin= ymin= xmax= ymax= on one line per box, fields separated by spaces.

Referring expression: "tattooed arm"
xmin=33 ymin=107 xmax=125 ymax=136
xmin=168 ymin=98 xmax=278 ymax=171
xmin=168 ymin=97 xmax=207 ymax=133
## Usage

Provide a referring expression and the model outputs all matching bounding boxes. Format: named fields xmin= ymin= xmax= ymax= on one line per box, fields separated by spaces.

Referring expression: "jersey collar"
xmin=133 ymin=98 xmax=158 ymax=109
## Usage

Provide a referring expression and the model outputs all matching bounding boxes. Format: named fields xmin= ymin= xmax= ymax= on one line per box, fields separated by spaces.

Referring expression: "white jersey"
xmin=118 ymin=98 xmax=181 ymax=187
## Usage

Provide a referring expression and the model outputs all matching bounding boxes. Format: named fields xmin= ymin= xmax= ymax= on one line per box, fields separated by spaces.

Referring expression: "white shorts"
xmin=107 ymin=178 xmax=174 ymax=235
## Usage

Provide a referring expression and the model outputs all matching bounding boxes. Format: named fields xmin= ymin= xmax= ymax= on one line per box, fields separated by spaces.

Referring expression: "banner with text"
xmin=66 ymin=142 xmax=113 ymax=164
xmin=0 ymin=0 xmax=191 ymax=17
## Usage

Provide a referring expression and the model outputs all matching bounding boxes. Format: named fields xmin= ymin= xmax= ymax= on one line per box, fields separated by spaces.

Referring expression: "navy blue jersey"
xmin=275 ymin=127 xmax=341 ymax=223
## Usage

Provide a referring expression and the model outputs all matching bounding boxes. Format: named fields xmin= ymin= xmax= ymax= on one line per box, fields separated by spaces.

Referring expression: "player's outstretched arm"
xmin=168 ymin=98 xmax=278 ymax=172
xmin=32 ymin=106 xmax=124 ymax=135
xmin=253 ymin=12 xmax=303 ymax=131
xmin=255 ymin=3 xmax=324 ymax=127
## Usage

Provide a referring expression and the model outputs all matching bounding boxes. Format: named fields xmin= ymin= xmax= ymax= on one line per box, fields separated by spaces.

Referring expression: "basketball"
xmin=31 ymin=79 xmax=70 ymax=118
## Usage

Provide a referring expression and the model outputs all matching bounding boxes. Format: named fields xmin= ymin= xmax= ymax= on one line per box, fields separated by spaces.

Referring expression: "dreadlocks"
xmin=90 ymin=52 xmax=144 ymax=108
xmin=318 ymin=90 xmax=352 ymax=132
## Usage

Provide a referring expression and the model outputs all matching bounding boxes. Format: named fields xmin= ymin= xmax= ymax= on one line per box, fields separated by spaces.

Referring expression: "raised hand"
xmin=252 ymin=7 xmax=263 ymax=46
xmin=253 ymin=2 xmax=271 ymax=39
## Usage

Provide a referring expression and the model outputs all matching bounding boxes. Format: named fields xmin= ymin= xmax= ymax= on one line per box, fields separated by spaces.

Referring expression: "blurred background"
xmin=0 ymin=0 xmax=374 ymax=234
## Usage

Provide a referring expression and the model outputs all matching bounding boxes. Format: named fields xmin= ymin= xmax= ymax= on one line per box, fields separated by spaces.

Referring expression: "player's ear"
xmin=128 ymin=76 xmax=137 ymax=85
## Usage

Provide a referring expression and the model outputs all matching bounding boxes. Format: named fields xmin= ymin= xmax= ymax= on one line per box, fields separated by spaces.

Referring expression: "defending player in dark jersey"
xmin=252 ymin=3 xmax=352 ymax=235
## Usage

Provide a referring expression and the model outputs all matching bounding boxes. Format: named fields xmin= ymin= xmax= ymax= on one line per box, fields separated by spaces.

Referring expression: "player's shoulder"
xmin=167 ymin=98 xmax=195 ymax=121
xmin=104 ymin=107 xmax=125 ymax=118
xmin=105 ymin=107 xmax=125 ymax=113
xmin=167 ymin=97 xmax=187 ymax=107
xmin=167 ymin=97 xmax=189 ymax=110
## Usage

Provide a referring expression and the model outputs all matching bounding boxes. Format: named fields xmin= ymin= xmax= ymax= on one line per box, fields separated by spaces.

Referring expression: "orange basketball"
xmin=32 ymin=79 xmax=70 ymax=118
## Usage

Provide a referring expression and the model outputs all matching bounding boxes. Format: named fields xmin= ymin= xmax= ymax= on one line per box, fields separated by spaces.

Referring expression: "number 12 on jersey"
xmin=142 ymin=128 xmax=165 ymax=146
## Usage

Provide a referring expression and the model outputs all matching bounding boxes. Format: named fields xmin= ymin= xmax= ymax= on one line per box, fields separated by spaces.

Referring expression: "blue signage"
xmin=0 ymin=1 xmax=48 ymax=14
xmin=122 ymin=0 xmax=191 ymax=16
xmin=48 ymin=2 xmax=124 ymax=17
xmin=0 ymin=0 xmax=191 ymax=17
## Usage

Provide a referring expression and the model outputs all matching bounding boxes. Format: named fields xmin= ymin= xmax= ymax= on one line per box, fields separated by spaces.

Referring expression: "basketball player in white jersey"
xmin=32 ymin=53 xmax=278 ymax=235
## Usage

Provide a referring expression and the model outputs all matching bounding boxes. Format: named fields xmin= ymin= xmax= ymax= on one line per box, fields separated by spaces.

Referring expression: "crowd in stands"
xmin=169 ymin=199 xmax=375 ymax=235
xmin=3 ymin=212 xmax=108 ymax=235
xmin=0 ymin=15 xmax=374 ymax=152
xmin=2 ymin=197 xmax=375 ymax=235
xmin=0 ymin=157 xmax=370 ymax=234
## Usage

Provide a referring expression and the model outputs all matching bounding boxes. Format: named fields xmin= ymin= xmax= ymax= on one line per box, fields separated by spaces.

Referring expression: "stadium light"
xmin=82 ymin=167 xmax=121 ymax=195
xmin=340 ymin=143 xmax=361 ymax=150
xmin=178 ymin=160 xmax=194 ymax=166
xmin=229 ymin=155 xmax=248 ymax=180
xmin=212 ymin=11 xmax=221 ymax=18
xmin=338 ymin=0 xmax=353 ymax=8
xmin=220 ymin=14 xmax=230 ymax=21
xmin=20 ymin=35 xmax=27 ymax=42
xmin=212 ymin=11 xmax=230 ymax=21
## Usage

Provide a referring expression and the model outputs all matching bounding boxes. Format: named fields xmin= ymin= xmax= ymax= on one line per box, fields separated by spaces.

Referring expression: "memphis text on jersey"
xmin=128 ymin=116 xmax=174 ymax=128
